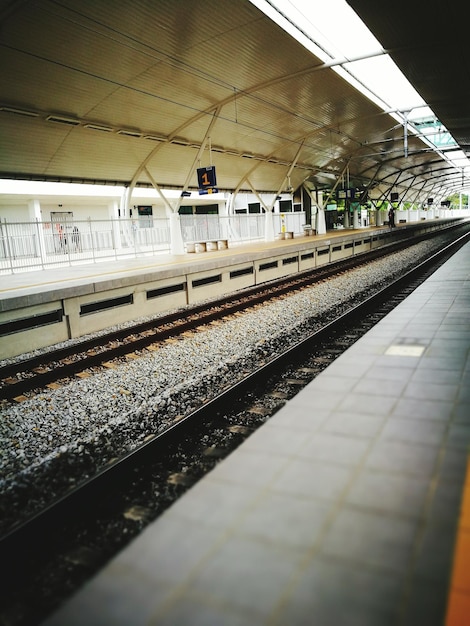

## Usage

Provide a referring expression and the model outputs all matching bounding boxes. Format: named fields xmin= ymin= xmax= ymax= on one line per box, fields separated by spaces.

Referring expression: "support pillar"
xmin=169 ymin=211 xmax=185 ymax=255
xmin=353 ymin=208 xmax=360 ymax=229
xmin=28 ymin=199 xmax=46 ymax=263
xmin=316 ymin=207 xmax=326 ymax=235
xmin=264 ymin=209 xmax=275 ymax=242
xmin=108 ymin=201 xmax=122 ymax=249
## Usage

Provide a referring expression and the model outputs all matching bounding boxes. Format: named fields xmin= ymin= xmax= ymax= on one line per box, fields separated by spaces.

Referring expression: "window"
xmin=137 ymin=205 xmax=153 ymax=228
xmin=279 ymin=199 xmax=292 ymax=212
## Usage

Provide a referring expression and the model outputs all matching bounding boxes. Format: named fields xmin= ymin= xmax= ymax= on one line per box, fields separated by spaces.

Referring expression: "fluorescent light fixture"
xmin=46 ymin=115 xmax=81 ymax=125
xmin=143 ymin=134 xmax=167 ymax=141
xmin=84 ymin=123 xmax=113 ymax=132
xmin=1 ymin=106 xmax=39 ymax=117
xmin=116 ymin=129 xmax=142 ymax=138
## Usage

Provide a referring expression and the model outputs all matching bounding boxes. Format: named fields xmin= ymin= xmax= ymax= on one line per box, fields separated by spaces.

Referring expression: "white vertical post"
xmin=28 ymin=199 xmax=46 ymax=264
xmin=108 ymin=200 xmax=122 ymax=250
xmin=264 ymin=208 xmax=275 ymax=242
xmin=168 ymin=209 xmax=185 ymax=255
xmin=315 ymin=190 xmax=326 ymax=235
xmin=353 ymin=207 xmax=360 ymax=229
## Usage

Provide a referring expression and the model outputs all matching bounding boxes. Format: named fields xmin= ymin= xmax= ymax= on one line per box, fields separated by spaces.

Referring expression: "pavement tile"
xmin=235 ymin=490 xmax=331 ymax=550
xmin=321 ymin=507 xmax=417 ymax=573
xmin=277 ymin=556 xmax=401 ymax=626
xmin=364 ymin=440 xmax=440 ymax=477
xmin=187 ymin=535 xmax=302 ymax=619
xmin=271 ymin=457 xmax=351 ymax=501
xmin=322 ymin=411 xmax=386 ymax=438
xmin=345 ymin=469 xmax=429 ymax=517
xmin=298 ymin=432 xmax=370 ymax=466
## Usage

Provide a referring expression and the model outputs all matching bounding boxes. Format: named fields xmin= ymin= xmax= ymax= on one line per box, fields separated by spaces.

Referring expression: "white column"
xmin=108 ymin=200 xmax=122 ymax=249
xmin=28 ymin=198 xmax=41 ymax=221
xmin=314 ymin=190 xmax=326 ymax=235
xmin=28 ymin=199 xmax=47 ymax=263
xmin=316 ymin=207 xmax=326 ymax=235
xmin=168 ymin=210 xmax=185 ymax=255
xmin=353 ymin=207 xmax=360 ymax=228
xmin=264 ymin=209 xmax=275 ymax=241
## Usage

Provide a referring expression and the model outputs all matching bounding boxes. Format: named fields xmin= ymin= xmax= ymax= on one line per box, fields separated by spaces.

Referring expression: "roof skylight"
xmin=252 ymin=0 xmax=469 ymax=185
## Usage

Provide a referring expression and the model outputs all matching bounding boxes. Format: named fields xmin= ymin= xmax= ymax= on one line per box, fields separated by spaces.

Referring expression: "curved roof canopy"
xmin=0 ymin=0 xmax=467 ymax=205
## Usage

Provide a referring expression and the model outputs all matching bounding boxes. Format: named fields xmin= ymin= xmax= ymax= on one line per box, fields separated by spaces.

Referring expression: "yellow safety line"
xmin=445 ymin=455 xmax=470 ymax=625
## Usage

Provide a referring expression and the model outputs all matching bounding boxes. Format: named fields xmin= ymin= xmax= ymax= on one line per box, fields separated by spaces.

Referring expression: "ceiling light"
xmin=171 ymin=138 xmax=190 ymax=146
xmin=116 ymin=129 xmax=142 ymax=138
xmin=1 ymin=106 xmax=39 ymax=117
xmin=143 ymin=135 xmax=167 ymax=142
xmin=46 ymin=115 xmax=80 ymax=125
xmin=84 ymin=123 xmax=113 ymax=132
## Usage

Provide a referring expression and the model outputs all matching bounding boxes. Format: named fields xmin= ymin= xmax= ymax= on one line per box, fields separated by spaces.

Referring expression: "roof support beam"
xmin=321 ymin=159 xmax=353 ymax=209
xmin=274 ymin=141 xmax=304 ymax=199
xmin=144 ymin=167 xmax=173 ymax=213
xmin=173 ymin=108 xmax=221 ymax=215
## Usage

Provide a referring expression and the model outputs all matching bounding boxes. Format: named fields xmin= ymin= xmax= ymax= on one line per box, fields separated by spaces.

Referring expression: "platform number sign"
xmin=197 ymin=166 xmax=218 ymax=195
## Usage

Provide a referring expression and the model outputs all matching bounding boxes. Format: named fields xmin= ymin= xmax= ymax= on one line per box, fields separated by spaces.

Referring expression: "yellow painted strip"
xmin=445 ymin=456 xmax=470 ymax=626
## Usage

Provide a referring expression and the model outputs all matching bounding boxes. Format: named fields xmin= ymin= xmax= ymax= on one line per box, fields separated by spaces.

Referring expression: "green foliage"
xmin=447 ymin=193 xmax=468 ymax=208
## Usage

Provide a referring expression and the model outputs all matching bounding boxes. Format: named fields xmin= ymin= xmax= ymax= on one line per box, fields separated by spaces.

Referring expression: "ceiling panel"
xmin=0 ymin=0 xmax=466 ymax=202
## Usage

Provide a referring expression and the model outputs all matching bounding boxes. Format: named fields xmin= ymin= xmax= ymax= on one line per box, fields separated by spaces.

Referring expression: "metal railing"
xmin=0 ymin=217 xmax=171 ymax=274
xmin=179 ymin=212 xmax=306 ymax=243
xmin=0 ymin=212 xmax=307 ymax=274
xmin=2 ymin=208 xmax=468 ymax=274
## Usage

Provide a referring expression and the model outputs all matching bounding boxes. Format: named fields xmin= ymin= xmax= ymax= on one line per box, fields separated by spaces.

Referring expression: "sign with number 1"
xmin=197 ymin=166 xmax=218 ymax=194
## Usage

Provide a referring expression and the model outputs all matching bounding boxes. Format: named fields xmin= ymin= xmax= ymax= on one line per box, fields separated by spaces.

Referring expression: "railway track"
xmin=1 ymin=228 xmax=469 ymax=626
xmin=0 ymin=222 xmax=466 ymax=403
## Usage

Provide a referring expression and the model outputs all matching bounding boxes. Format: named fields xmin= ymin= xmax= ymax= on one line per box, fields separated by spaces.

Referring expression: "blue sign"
xmin=199 ymin=188 xmax=219 ymax=195
xmin=197 ymin=166 xmax=217 ymax=194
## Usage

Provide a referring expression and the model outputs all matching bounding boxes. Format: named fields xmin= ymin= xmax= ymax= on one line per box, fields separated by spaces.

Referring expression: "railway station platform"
xmin=0 ymin=218 xmax=460 ymax=360
xmin=43 ymin=240 xmax=470 ymax=624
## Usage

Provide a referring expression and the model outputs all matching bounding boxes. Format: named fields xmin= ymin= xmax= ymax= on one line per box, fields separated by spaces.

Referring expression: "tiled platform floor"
xmin=44 ymin=242 xmax=470 ymax=626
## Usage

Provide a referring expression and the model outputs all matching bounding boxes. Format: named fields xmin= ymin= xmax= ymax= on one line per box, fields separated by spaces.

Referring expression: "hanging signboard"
xmin=197 ymin=166 xmax=218 ymax=194
xmin=336 ymin=188 xmax=355 ymax=200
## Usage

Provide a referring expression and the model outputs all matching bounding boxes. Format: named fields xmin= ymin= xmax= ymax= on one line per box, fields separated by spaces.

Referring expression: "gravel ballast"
xmin=0 ymin=235 xmax=455 ymax=534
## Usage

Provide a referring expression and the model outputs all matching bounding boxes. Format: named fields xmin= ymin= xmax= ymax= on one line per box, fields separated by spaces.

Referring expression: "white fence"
xmin=0 ymin=212 xmax=307 ymax=274
xmin=0 ymin=218 xmax=171 ymax=274
xmin=180 ymin=212 xmax=306 ymax=243
xmin=2 ymin=208 xmax=469 ymax=274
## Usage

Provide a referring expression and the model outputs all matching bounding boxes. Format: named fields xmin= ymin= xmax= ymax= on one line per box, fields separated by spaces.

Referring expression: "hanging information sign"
xmin=197 ymin=166 xmax=218 ymax=194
